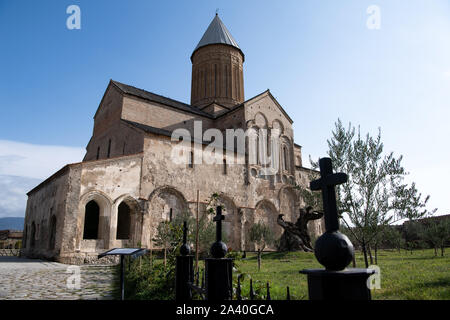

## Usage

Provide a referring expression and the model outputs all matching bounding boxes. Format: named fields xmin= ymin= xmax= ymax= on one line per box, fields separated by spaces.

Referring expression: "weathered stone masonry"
xmin=22 ymin=14 xmax=324 ymax=264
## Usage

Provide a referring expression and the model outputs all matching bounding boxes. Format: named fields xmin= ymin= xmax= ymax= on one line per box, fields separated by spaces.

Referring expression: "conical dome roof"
xmin=192 ymin=14 xmax=243 ymax=59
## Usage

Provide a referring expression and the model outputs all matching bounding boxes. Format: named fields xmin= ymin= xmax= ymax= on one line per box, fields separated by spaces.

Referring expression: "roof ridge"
xmin=110 ymin=80 xmax=212 ymax=118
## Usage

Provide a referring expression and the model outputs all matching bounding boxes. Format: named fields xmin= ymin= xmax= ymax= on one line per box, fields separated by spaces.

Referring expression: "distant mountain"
xmin=0 ymin=217 xmax=24 ymax=231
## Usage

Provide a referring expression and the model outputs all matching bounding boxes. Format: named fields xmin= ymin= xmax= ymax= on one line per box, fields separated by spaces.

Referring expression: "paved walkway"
xmin=0 ymin=257 xmax=116 ymax=300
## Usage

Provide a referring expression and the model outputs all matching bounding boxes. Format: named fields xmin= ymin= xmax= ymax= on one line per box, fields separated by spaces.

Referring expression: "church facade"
xmin=22 ymin=15 xmax=324 ymax=264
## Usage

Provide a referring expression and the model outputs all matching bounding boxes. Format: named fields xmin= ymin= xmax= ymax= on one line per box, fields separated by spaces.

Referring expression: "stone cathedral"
xmin=22 ymin=14 xmax=324 ymax=264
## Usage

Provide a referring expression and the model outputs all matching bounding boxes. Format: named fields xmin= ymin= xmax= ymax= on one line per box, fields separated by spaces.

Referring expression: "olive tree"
xmin=313 ymin=119 xmax=436 ymax=267
xmin=249 ymin=222 xmax=274 ymax=271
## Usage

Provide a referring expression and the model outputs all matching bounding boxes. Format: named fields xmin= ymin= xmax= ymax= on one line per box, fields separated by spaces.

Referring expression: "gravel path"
xmin=0 ymin=256 xmax=116 ymax=300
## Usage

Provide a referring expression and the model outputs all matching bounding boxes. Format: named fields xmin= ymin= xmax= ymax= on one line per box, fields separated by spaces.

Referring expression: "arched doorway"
xmin=145 ymin=187 xmax=189 ymax=248
xmin=116 ymin=202 xmax=131 ymax=240
xmin=254 ymin=200 xmax=280 ymax=249
xmin=83 ymin=200 xmax=100 ymax=239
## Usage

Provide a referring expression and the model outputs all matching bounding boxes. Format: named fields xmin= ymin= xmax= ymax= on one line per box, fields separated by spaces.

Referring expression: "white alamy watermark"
xmin=366 ymin=265 xmax=381 ymax=289
xmin=66 ymin=265 xmax=81 ymax=289
xmin=170 ymin=121 xmax=284 ymax=176
xmin=366 ymin=5 xmax=381 ymax=30
xmin=66 ymin=5 xmax=81 ymax=30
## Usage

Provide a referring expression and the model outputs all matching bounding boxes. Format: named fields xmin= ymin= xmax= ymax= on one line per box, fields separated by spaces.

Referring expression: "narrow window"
xmin=96 ymin=147 xmax=100 ymax=160
xmin=204 ymin=67 xmax=207 ymax=98
xmin=122 ymin=142 xmax=126 ymax=155
xmin=283 ymin=146 xmax=289 ymax=171
xmin=234 ymin=67 xmax=238 ymax=100
xmin=214 ymin=64 xmax=217 ymax=96
xmin=23 ymin=226 xmax=27 ymax=249
xmin=189 ymin=151 xmax=194 ymax=168
xmin=169 ymin=208 xmax=173 ymax=222
xmin=30 ymin=222 xmax=36 ymax=248
xmin=107 ymin=139 xmax=112 ymax=158
xmin=225 ymin=65 xmax=228 ymax=97
xmin=223 ymin=158 xmax=227 ymax=175
xmin=237 ymin=68 xmax=240 ymax=100
xmin=48 ymin=215 xmax=57 ymax=250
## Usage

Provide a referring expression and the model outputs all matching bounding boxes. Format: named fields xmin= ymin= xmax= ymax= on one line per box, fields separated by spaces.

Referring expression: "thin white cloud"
xmin=0 ymin=139 xmax=85 ymax=180
xmin=0 ymin=175 xmax=41 ymax=218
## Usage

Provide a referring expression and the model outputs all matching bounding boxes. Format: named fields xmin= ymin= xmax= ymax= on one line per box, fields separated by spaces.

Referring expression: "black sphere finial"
xmin=314 ymin=231 xmax=354 ymax=270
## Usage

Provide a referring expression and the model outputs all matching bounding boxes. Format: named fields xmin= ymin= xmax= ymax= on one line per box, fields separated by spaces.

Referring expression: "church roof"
xmin=192 ymin=14 xmax=243 ymax=59
xmin=110 ymin=80 xmax=213 ymax=118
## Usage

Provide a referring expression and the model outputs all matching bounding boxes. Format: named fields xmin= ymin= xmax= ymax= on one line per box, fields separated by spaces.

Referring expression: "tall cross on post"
xmin=182 ymin=221 xmax=188 ymax=245
xmin=210 ymin=205 xmax=227 ymax=258
xmin=180 ymin=221 xmax=190 ymax=256
xmin=213 ymin=206 xmax=225 ymax=242
xmin=310 ymin=157 xmax=348 ymax=232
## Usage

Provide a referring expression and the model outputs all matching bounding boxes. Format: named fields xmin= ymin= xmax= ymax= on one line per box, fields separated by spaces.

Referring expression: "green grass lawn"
xmin=229 ymin=249 xmax=449 ymax=300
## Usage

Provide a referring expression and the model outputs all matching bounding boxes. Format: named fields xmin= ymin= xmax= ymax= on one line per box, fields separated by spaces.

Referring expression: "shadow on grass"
xmin=244 ymin=251 xmax=316 ymax=261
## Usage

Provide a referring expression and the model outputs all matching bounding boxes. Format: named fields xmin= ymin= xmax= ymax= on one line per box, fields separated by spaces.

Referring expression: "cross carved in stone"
xmin=213 ymin=206 xmax=225 ymax=242
xmin=310 ymin=157 xmax=348 ymax=232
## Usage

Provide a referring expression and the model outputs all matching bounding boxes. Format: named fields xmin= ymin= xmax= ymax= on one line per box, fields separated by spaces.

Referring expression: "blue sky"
xmin=0 ymin=0 xmax=449 ymax=218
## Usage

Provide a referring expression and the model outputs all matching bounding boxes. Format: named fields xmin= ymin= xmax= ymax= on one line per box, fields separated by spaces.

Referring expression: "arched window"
xmin=283 ymin=145 xmax=289 ymax=171
xmin=48 ymin=215 xmax=57 ymax=250
xmin=30 ymin=222 xmax=36 ymax=248
xmin=83 ymin=201 xmax=100 ymax=239
xmin=116 ymin=202 xmax=131 ymax=240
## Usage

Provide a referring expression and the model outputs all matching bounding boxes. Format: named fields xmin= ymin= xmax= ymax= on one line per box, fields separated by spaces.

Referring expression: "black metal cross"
xmin=213 ymin=206 xmax=225 ymax=242
xmin=310 ymin=157 xmax=347 ymax=232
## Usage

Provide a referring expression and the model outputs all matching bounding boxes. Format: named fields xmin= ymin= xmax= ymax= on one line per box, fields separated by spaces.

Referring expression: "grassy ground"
xmin=229 ymin=248 xmax=449 ymax=300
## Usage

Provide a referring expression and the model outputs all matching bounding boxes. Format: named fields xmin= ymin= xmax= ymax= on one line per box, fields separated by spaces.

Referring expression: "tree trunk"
xmin=368 ymin=245 xmax=374 ymax=265
xmin=257 ymin=249 xmax=262 ymax=271
xmin=434 ymin=246 xmax=437 ymax=256
xmin=441 ymin=246 xmax=444 ymax=257
xmin=374 ymin=244 xmax=378 ymax=265
xmin=361 ymin=239 xmax=369 ymax=268
xmin=352 ymin=254 xmax=356 ymax=268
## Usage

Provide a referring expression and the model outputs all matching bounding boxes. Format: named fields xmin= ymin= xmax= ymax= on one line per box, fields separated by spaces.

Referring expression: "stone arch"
xmin=48 ymin=215 xmax=57 ymax=250
xmin=272 ymin=119 xmax=284 ymax=135
xmin=215 ymin=193 xmax=240 ymax=250
xmin=254 ymin=199 xmax=281 ymax=249
xmin=78 ymin=190 xmax=113 ymax=250
xmin=113 ymin=195 xmax=141 ymax=245
xmin=144 ymin=186 xmax=189 ymax=248
xmin=254 ymin=112 xmax=268 ymax=128
xmin=279 ymin=186 xmax=298 ymax=223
